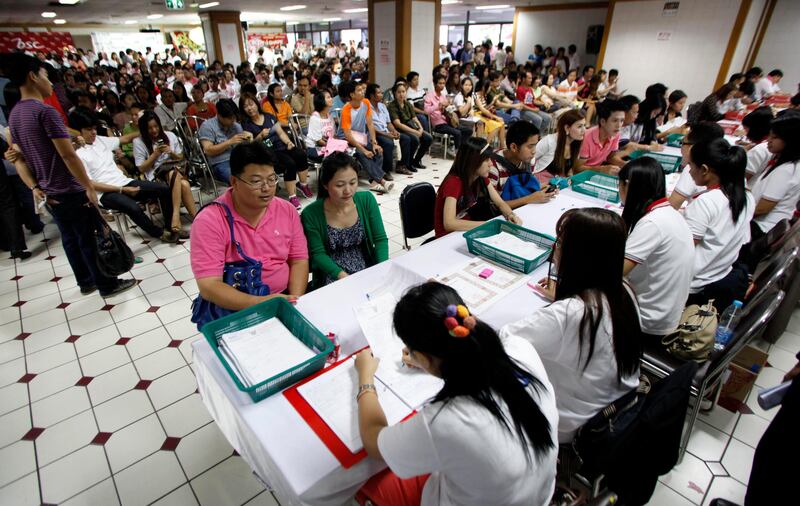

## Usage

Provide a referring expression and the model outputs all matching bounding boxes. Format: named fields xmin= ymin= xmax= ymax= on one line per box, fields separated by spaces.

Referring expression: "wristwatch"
xmin=357 ymin=383 xmax=377 ymax=401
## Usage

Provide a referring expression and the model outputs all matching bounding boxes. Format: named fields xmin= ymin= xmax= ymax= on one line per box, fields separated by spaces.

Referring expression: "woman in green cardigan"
xmin=301 ymin=152 xmax=389 ymax=288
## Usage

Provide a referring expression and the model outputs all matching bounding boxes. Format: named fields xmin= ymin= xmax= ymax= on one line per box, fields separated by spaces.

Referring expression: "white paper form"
xmin=220 ymin=318 xmax=315 ymax=387
xmin=297 ymin=357 xmax=413 ymax=453
xmin=435 ymin=258 xmax=530 ymax=315
xmin=354 ymin=293 xmax=444 ymax=409
xmin=474 ymin=231 xmax=547 ymax=261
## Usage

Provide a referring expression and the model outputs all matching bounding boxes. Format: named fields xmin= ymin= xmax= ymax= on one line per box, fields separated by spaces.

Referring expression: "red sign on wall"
xmin=0 ymin=32 xmax=76 ymax=55
xmin=247 ymin=33 xmax=289 ymax=52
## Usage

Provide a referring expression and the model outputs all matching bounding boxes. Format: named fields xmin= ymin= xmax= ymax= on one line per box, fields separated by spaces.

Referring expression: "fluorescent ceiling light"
xmin=475 ymin=4 xmax=510 ymax=9
xmin=146 ymin=14 xmax=164 ymax=19
xmin=343 ymin=8 xmax=367 ymax=13
xmin=54 ymin=19 xmax=67 ymax=24
xmin=286 ymin=21 xmax=299 ymax=25
xmin=59 ymin=0 xmax=80 ymax=4
xmin=441 ymin=0 xmax=460 ymax=4
xmin=323 ymin=17 xmax=342 ymax=21
xmin=189 ymin=3 xmax=199 ymax=6
xmin=199 ymin=1 xmax=220 ymax=8
xmin=124 ymin=20 xmax=138 ymax=24
xmin=41 ymin=12 xmax=57 ymax=18
xmin=280 ymin=5 xmax=306 ymax=11
xmin=241 ymin=11 xmax=288 ymax=22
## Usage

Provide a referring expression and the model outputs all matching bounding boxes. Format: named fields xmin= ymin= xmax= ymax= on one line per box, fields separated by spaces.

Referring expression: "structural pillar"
xmin=368 ymin=0 xmax=441 ymax=89
xmin=200 ymin=10 xmax=246 ymax=65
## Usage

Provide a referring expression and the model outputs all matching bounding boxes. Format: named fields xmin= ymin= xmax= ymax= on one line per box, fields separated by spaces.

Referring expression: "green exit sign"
xmin=165 ymin=0 xmax=184 ymax=10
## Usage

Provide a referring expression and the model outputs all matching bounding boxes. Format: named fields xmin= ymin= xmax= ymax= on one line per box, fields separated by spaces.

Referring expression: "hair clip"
xmin=444 ymin=304 xmax=473 ymax=338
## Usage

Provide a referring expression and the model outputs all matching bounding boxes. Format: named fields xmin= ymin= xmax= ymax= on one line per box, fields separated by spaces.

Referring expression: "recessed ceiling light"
xmin=199 ymin=1 xmax=220 ymax=7
xmin=280 ymin=5 xmax=306 ymax=11
xmin=323 ymin=17 xmax=341 ymax=21
xmin=475 ymin=4 xmax=510 ymax=9
xmin=146 ymin=14 xmax=164 ymax=19
xmin=441 ymin=0 xmax=460 ymax=4
xmin=343 ymin=8 xmax=367 ymax=13
xmin=54 ymin=19 xmax=67 ymax=24
xmin=59 ymin=0 xmax=80 ymax=4
xmin=124 ymin=20 xmax=138 ymax=24
xmin=41 ymin=12 xmax=57 ymax=18
xmin=189 ymin=3 xmax=199 ymax=6
xmin=286 ymin=21 xmax=299 ymax=25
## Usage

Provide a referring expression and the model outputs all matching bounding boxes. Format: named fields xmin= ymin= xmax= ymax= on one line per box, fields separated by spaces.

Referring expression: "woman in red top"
xmin=434 ymin=137 xmax=521 ymax=237
xmin=186 ymin=85 xmax=217 ymax=130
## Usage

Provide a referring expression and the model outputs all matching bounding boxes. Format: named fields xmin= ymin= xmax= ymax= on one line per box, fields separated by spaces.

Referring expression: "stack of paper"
xmin=475 ymin=231 xmax=547 ymax=261
xmin=219 ymin=318 xmax=315 ymax=388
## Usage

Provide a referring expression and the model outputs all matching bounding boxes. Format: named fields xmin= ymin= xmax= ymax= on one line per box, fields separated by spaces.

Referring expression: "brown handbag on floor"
xmin=661 ymin=300 xmax=719 ymax=362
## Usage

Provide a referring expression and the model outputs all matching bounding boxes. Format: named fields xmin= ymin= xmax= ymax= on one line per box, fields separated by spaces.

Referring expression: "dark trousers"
xmin=354 ymin=144 xmax=385 ymax=182
xmin=376 ymin=135 xmax=395 ymax=173
xmin=47 ymin=192 xmax=118 ymax=292
xmin=433 ymin=123 xmax=472 ymax=149
xmin=273 ymin=147 xmax=308 ymax=182
xmin=99 ymin=180 xmax=171 ymax=238
xmin=0 ymin=169 xmax=26 ymax=252
xmin=416 ymin=113 xmax=430 ymax=134
xmin=10 ymin=175 xmax=44 ymax=232
xmin=399 ymin=132 xmax=432 ymax=166
xmin=686 ymin=263 xmax=749 ymax=313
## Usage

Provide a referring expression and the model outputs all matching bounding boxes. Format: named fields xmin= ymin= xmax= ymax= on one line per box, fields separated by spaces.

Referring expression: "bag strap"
xmin=204 ymin=202 xmax=260 ymax=264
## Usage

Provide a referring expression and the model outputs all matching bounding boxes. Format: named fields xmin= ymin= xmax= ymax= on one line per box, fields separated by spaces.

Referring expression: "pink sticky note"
xmin=479 ymin=268 xmax=494 ymax=279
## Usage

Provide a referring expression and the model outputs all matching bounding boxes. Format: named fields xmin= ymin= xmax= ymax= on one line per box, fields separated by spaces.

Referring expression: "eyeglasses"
xmin=681 ymin=141 xmax=694 ymax=147
xmin=235 ymin=175 xmax=279 ymax=189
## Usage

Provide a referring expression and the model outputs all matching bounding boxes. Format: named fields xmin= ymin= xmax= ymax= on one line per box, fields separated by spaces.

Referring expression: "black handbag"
xmin=93 ymin=209 xmax=135 ymax=277
xmin=190 ymin=202 xmax=270 ymax=330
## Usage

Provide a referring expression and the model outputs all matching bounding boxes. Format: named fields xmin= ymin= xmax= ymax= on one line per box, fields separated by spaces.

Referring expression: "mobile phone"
xmin=545 ymin=185 xmax=557 ymax=193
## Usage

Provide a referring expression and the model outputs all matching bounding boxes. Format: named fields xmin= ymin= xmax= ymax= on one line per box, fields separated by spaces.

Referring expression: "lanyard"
xmin=691 ymin=184 xmax=720 ymax=200
xmin=644 ymin=197 xmax=670 ymax=214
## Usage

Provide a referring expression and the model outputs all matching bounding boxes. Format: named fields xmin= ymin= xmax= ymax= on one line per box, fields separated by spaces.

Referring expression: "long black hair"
xmin=393 ymin=282 xmax=554 ymax=462
xmin=553 ymin=208 xmax=642 ymax=380
xmin=137 ymin=110 xmax=169 ymax=154
xmin=767 ymin=115 xmax=800 ymax=170
xmin=447 ymin=137 xmax=491 ymax=198
xmin=317 ymin=151 xmax=358 ymax=200
xmin=690 ymin=138 xmax=748 ymax=222
xmin=266 ymin=82 xmax=282 ymax=115
xmin=741 ymin=106 xmax=773 ymax=143
xmin=619 ymin=157 xmax=666 ymax=233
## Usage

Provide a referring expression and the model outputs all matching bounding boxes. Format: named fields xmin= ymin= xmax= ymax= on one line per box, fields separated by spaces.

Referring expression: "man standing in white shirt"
xmin=754 ymin=69 xmax=783 ymax=100
xmin=567 ymin=44 xmax=580 ymax=73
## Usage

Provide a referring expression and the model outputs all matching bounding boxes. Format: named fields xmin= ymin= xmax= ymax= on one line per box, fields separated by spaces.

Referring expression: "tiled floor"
xmin=0 ymin=153 xmax=797 ymax=505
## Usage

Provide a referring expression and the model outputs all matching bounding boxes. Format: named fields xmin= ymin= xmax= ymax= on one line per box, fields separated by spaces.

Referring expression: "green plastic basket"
xmin=570 ymin=170 xmax=620 ymax=203
xmin=201 ymin=297 xmax=332 ymax=402
xmin=628 ymin=150 xmax=682 ymax=174
xmin=665 ymin=133 xmax=685 ymax=148
xmin=464 ymin=220 xmax=555 ymax=274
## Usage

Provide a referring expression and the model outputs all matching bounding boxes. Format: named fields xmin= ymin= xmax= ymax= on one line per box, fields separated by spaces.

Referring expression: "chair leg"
xmin=679 ymin=385 xmax=706 ymax=462
xmin=114 ymin=213 xmax=125 ymax=238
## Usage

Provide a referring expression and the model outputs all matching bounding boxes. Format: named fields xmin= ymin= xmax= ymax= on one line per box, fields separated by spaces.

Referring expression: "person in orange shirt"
xmin=261 ymin=83 xmax=292 ymax=127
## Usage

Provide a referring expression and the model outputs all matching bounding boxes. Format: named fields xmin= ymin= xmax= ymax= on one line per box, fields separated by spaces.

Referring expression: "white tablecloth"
xmin=192 ymin=190 xmax=609 ymax=505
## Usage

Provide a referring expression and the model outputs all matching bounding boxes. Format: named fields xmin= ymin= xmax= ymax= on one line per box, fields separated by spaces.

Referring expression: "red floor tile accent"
xmin=75 ymin=376 xmax=94 ymax=386
xmin=172 ymin=281 xmax=184 ymax=287
xmin=18 ymin=373 xmax=36 ymax=383
xmin=155 ymin=258 xmax=166 ymax=263
xmin=65 ymin=335 xmax=80 ymax=343
xmin=15 ymin=333 xmax=31 ymax=341
xmin=101 ymin=304 xmax=114 ymax=311
xmin=116 ymin=337 xmax=131 ymax=345
xmin=10 ymin=275 xmax=22 ymax=281
xmin=232 ymin=449 xmax=239 ymax=457
xmin=91 ymin=432 xmax=113 ymax=445
xmin=161 ymin=436 xmax=181 ymax=451
xmin=56 ymin=302 xmax=70 ymax=309
xmin=50 ymin=276 xmax=62 ymax=282
xmin=45 ymin=255 xmax=56 ymax=260
xmin=147 ymin=306 xmax=160 ymax=313
xmin=167 ymin=340 xmax=182 ymax=348
xmin=12 ymin=300 xmax=26 ymax=307
xmin=21 ymin=427 xmax=44 ymax=441
xmin=134 ymin=379 xmax=152 ymax=390
xmin=141 ymin=240 xmax=151 ymax=245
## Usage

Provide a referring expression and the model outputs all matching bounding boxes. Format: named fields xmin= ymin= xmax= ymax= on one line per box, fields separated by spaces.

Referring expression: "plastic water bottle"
xmin=713 ymin=300 xmax=743 ymax=351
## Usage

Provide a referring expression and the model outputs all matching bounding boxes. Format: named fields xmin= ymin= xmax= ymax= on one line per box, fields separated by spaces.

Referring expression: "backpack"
xmin=661 ymin=300 xmax=718 ymax=362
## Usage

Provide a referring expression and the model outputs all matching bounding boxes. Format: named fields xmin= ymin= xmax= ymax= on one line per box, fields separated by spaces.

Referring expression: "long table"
xmin=192 ymin=189 xmax=615 ymax=505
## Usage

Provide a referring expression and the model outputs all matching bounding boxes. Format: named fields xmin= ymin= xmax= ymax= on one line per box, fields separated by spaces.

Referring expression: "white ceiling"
xmin=0 ymin=0 xmax=528 ymax=27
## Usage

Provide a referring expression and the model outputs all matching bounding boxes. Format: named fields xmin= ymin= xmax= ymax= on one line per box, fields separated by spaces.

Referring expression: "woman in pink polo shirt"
xmin=190 ymin=143 xmax=309 ymax=312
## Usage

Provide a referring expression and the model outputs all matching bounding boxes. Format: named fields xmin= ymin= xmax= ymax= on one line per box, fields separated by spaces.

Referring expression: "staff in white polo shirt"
xmin=619 ymin=157 xmax=694 ymax=339
xmin=669 ymin=122 xmax=726 ymax=209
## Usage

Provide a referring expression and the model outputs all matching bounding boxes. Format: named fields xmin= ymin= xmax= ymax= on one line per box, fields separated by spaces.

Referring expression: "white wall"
xmin=514 ymin=8 xmax=607 ymax=69
xmin=602 ymin=0 xmax=741 ymax=104
xmin=410 ymin=1 xmax=436 ymax=89
xmin=217 ymin=23 xmax=240 ymax=67
xmin=729 ymin=0 xmax=767 ymax=76
xmin=753 ymin=0 xmax=800 ymax=95
xmin=372 ymin=2 xmax=396 ymax=89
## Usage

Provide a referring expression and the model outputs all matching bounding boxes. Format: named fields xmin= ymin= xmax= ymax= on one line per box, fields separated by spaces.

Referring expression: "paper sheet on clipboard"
xmin=434 ymin=258 xmax=530 ymax=315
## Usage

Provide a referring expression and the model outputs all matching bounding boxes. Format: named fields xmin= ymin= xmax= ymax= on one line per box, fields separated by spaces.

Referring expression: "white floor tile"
xmin=110 ymin=296 xmax=153 ymax=323
xmin=176 ymin=422 xmax=233 ymax=479
xmin=732 ymin=414 xmax=770 ymax=447
xmin=0 ymin=441 xmax=37 ymax=488
xmin=105 ymin=414 xmax=166 ymax=473
xmin=744 ymin=385 xmax=777 ymax=422
xmin=17 ymin=281 xmax=60 ymax=302
xmin=18 ymin=292 xmax=62 ymax=319
xmin=659 ymin=450 xmax=712 ymax=504
xmin=179 ymin=335 xmax=203 ymax=364
xmin=138 ymin=272 xmax=176 ymax=295
xmin=31 ymin=386 xmax=91 ymax=428
xmin=35 ymin=409 xmax=97 ymax=466
xmin=0 ymin=406 xmax=31 ymax=448
xmin=721 ymin=437 xmax=755 ymax=485
xmin=39 ymin=445 xmax=111 ymax=504
xmin=116 ymin=312 xmax=163 ymax=339
xmin=74 ymin=324 xmax=121 ymax=358
xmin=95 ymin=389 xmax=154 ymax=432
xmin=157 ymin=393 xmax=212 ymax=438
xmin=135 ymin=347 xmax=186 ymax=381
xmin=114 ymin=451 xmax=186 ymax=506
xmin=28 ymin=359 xmax=83 ymax=402
xmin=0 ymin=320 xmax=22 ymax=345
xmin=146 ymin=286 xmax=189 ymax=308
xmin=702 ymin=476 xmax=747 ymax=506
xmin=244 ymin=490 xmax=280 ymax=506
xmin=766 ymin=345 xmax=797 ymax=373
xmin=156 ymin=298 xmax=193 ymax=324
xmin=64 ymin=294 xmax=107 ymax=320
xmin=151 ymin=484 xmax=198 ymax=506
xmin=0 ymin=339 xmax=24 ymax=365
xmin=773 ymin=329 xmax=800 ymax=354
xmin=785 ymin=311 xmax=800 ymax=335
xmin=26 ymin=342 xmax=77 ymax=374
xmin=126 ymin=327 xmax=171 ymax=360
xmin=80 ymin=345 xmax=132 ymax=378
xmin=148 ymin=366 xmax=197 ymax=410
xmin=648 ymin=481 xmax=696 ymax=506
xmin=69 ymin=310 xmax=115 ymax=336
xmin=190 ymin=456 xmax=265 ymax=506
xmin=0 ymin=383 xmax=30 ymax=416
xmin=754 ymin=365 xmax=786 ymax=389
xmin=165 ymin=318 xmax=200 ymax=342
xmin=0 ymin=357 xmax=26 ymax=388
xmin=0 ymin=471 xmax=39 ymax=506
xmin=86 ymin=363 xmax=141 ymax=406
xmin=24 ymin=322 xmax=72 ymax=354
xmin=61 ymin=478 xmax=120 ymax=506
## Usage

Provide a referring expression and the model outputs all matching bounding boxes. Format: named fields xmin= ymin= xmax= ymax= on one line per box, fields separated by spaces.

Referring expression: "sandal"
xmin=369 ymin=184 xmax=387 ymax=194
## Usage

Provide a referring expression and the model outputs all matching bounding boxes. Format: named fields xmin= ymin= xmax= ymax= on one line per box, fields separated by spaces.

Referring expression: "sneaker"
xmin=369 ymin=183 xmax=388 ymax=194
xmin=395 ymin=166 xmax=413 ymax=175
xmin=297 ymin=183 xmax=314 ymax=199
xmin=10 ymin=250 xmax=32 ymax=260
xmin=99 ymin=278 xmax=137 ymax=298
xmin=80 ymin=285 xmax=97 ymax=295
xmin=289 ymin=195 xmax=302 ymax=211
xmin=160 ymin=230 xmax=179 ymax=243
xmin=383 ymin=172 xmax=394 ymax=181
xmin=384 ymin=181 xmax=395 ymax=192
xmin=446 ymin=147 xmax=457 ymax=158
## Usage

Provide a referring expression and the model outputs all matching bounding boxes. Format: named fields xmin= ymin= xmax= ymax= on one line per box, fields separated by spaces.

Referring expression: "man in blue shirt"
xmin=198 ymin=99 xmax=252 ymax=182
xmin=367 ymin=83 xmax=412 ymax=175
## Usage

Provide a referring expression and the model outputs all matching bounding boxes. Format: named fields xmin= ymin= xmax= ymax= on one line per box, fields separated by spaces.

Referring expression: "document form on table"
xmin=435 ymin=258 xmax=530 ymax=314
xmin=354 ymin=293 xmax=444 ymax=409
xmin=297 ymin=357 xmax=413 ymax=453
xmin=219 ymin=318 xmax=315 ymax=387
xmin=474 ymin=231 xmax=547 ymax=261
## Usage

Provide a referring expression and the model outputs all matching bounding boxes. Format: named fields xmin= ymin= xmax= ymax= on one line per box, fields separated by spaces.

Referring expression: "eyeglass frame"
xmin=234 ymin=174 xmax=280 ymax=190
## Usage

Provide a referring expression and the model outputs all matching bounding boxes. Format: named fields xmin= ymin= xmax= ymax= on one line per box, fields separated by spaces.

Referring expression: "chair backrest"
xmin=399 ymin=182 xmax=436 ymax=241
xmin=288 ymin=113 xmax=309 ymax=146
xmin=748 ymin=246 xmax=799 ymax=302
